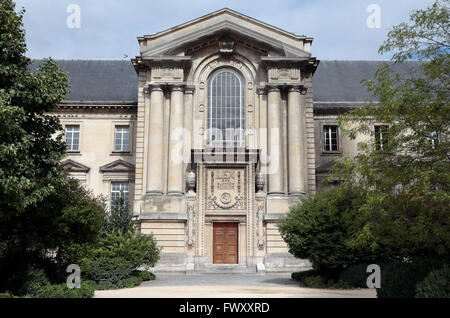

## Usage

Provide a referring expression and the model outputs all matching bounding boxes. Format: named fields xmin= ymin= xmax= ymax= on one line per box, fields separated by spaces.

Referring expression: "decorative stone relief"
xmin=268 ymin=67 xmax=301 ymax=83
xmin=186 ymin=200 xmax=195 ymax=247
xmin=186 ymin=170 xmax=196 ymax=194
xmin=256 ymin=202 xmax=265 ymax=250
xmin=206 ymin=168 xmax=246 ymax=211
xmin=151 ymin=66 xmax=184 ymax=82
xmin=255 ymin=171 xmax=265 ymax=193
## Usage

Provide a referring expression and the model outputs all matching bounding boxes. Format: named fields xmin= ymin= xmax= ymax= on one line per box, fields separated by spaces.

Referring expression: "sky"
xmin=15 ymin=0 xmax=434 ymax=60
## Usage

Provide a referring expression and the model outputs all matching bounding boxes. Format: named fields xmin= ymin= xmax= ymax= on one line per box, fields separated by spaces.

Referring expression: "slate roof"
xmin=313 ymin=60 xmax=420 ymax=104
xmin=29 ymin=59 xmax=138 ymax=103
xmin=29 ymin=59 xmax=420 ymax=104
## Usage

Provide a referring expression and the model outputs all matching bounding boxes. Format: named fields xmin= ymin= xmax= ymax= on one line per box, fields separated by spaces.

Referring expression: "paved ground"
xmin=94 ymin=274 xmax=377 ymax=298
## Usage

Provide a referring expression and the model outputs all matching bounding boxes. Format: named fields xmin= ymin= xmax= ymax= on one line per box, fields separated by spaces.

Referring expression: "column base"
xmin=167 ymin=191 xmax=184 ymax=196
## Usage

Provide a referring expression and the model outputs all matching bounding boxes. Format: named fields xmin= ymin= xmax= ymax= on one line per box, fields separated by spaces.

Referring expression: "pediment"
xmin=138 ymin=8 xmax=312 ymax=58
xmin=99 ymin=159 xmax=135 ymax=173
xmin=60 ymin=159 xmax=90 ymax=173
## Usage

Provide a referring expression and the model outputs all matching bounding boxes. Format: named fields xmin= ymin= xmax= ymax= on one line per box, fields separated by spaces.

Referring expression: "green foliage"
xmin=34 ymin=283 xmax=94 ymax=298
xmin=415 ymin=265 xmax=450 ymax=298
xmin=81 ymin=256 xmax=134 ymax=285
xmin=332 ymin=0 xmax=450 ymax=262
xmin=291 ymin=270 xmax=350 ymax=289
xmin=102 ymin=195 xmax=134 ymax=234
xmin=0 ymin=0 xmax=69 ymax=216
xmin=116 ymin=276 xmax=142 ymax=289
xmin=339 ymin=264 xmax=371 ymax=288
xmin=1 ymin=266 xmax=49 ymax=296
xmin=135 ymin=270 xmax=155 ymax=282
xmin=279 ymin=186 xmax=377 ymax=275
xmin=85 ymin=230 xmax=161 ymax=271
xmin=377 ymin=259 xmax=443 ymax=298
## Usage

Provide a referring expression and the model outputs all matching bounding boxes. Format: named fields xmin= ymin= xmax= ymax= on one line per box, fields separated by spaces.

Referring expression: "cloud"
xmin=15 ymin=0 xmax=434 ymax=59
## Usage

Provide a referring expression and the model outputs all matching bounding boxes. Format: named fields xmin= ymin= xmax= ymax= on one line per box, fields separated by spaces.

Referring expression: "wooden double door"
xmin=213 ymin=222 xmax=238 ymax=264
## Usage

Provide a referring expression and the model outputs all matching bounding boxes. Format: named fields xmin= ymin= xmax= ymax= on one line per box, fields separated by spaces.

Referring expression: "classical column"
xmin=287 ymin=85 xmax=305 ymax=195
xmin=267 ymin=85 xmax=284 ymax=195
xmin=146 ymin=84 xmax=164 ymax=194
xmin=183 ymin=86 xmax=195 ymax=165
xmin=167 ymin=85 xmax=185 ymax=195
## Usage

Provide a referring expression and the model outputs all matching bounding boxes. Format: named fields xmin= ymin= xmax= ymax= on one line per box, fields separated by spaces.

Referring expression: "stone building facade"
xmin=40 ymin=9 xmax=415 ymax=273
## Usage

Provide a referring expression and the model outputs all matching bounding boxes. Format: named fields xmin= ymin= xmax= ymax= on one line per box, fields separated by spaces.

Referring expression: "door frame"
xmin=212 ymin=222 xmax=239 ymax=264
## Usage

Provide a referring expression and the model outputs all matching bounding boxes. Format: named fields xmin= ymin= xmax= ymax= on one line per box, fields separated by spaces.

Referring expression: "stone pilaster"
xmin=167 ymin=85 xmax=185 ymax=195
xmin=183 ymin=86 xmax=195 ymax=167
xmin=267 ymin=85 xmax=283 ymax=195
xmin=287 ymin=85 xmax=305 ymax=195
xmin=146 ymin=84 xmax=164 ymax=194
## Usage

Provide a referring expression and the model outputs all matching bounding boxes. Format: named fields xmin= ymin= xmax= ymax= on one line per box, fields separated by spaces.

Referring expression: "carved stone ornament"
xmin=219 ymin=36 xmax=235 ymax=55
xmin=255 ymin=171 xmax=265 ymax=193
xmin=206 ymin=168 xmax=246 ymax=211
xmin=186 ymin=201 xmax=195 ymax=247
xmin=186 ymin=170 xmax=196 ymax=194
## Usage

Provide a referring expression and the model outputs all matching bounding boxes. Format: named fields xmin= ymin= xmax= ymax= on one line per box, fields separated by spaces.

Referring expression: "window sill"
xmin=110 ymin=151 xmax=132 ymax=156
xmin=321 ymin=151 xmax=342 ymax=156
xmin=65 ymin=151 xmax=81 ymax=156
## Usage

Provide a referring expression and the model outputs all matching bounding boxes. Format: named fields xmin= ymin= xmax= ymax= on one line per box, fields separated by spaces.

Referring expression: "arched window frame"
xmin=207 ymin=68 xmax=246 ymax=148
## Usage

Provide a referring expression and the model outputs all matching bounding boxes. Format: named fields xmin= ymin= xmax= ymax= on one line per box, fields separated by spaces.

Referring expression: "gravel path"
xmin=94 ymin=274 xmax=377 ymax=298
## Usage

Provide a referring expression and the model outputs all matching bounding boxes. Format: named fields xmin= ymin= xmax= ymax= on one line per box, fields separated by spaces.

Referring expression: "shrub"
xmin=292 ymin=270 xmax=350 ymax=289
xmin=81 ymin=256 xmax=133 ymax=285
xmin=34 ymin=283 xmax=94 ymax=298
xmin=0 ymin=292 xmax=13 ymax=298
xmin=279 ymin=186 xmax=376 ymax=276
xmin=135 ymin=270 xmax=155 ymax=282
xmin=377 ymin=259 xmax=443 ymax=298
xmin=117 ymin=276 xmax=141 ymax=289
xmin=1 ymin=266 xmax=50 ymax=297
xmin=339 ymin=264 xmax=371 ymax=288
xmin=415 ymin=265 xmax=450 ymax=298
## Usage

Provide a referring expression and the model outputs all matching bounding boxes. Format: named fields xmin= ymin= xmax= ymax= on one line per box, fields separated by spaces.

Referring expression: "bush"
xmin=135 ymin=270 xmax=155 ymax=282
xmin=34 ymin=283 xmax=94 ymax=298
xmin=377 ymin=259 xmax=444 ymax=298
xmin=1 ymin=266 xmax=50 ymax=297
xmin=292 ymin=270 xmax=350 ymax=289
xmin=81 ymin=256 xmax=133 ymax=285
xmin=415 ymin=265 xmax=450 ymax=298
xmin=339 ymin=264 xmax=371 ymax=288
xmin=117 ymin=276 xmax=141 ymax=289
xmin=279 ymin=186 xmax=376 ymax=276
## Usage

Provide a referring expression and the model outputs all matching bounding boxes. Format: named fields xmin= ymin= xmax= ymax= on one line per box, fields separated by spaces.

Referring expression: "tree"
xmin=334 ymin=0 xmax=449 ymax=260
xmin=0 ymin=0 xmax=107 ymax=292
xmin=278 ymin=186 xmax=378 ymax=277
xmin=0 ymin=0 xmax=69 ymax=233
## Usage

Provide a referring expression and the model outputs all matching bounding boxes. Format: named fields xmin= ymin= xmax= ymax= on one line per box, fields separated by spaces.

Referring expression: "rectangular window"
xmin=323 ymin=125 xmax=339 ymax=152
xmin=114 ymin=126 xmax=130 ymax=152
xmin=375 ymin=125 xmax=389 ymax=151
xmin=110 ymin=182 xmax=129 ymax=211
xmin=65 ymin=125 xmax=80 ymax=151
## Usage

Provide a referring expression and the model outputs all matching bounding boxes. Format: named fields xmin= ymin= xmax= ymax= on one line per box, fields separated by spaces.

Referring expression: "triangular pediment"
xmin=138 ymin=8 xmax=312 ymax=58
xmin=60 ymin=159 xmax=90 ymax=173
xmin=99 ymin=159 xmax=135 ymax=173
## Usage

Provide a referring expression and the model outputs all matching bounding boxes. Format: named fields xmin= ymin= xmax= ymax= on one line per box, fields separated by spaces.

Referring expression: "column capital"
xmin=184 ymin=85 xmax=195 ymax=95
xmin=168 ymin=84 xmax=186 ymax=92
xmin=256 ymin=86 xmax=267 ymax=95
xmin=266 ymin=84 xmax=281 ymax=93
xmin=146 ymin=84 xmax=163 ymax=92
xmin=288 ymin=85 xmax=303 ymax=93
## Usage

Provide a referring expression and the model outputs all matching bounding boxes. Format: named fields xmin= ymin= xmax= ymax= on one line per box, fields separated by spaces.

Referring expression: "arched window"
xmin=207 ymin=68 xmax=245 ymax=147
